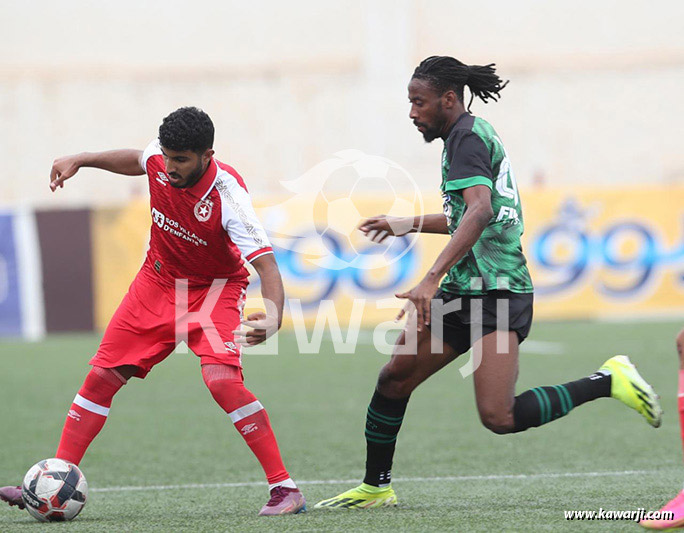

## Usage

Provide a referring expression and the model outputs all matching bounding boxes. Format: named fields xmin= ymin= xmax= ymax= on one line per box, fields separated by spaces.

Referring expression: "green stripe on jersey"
xmin=443 ymin=175 xmax=492 ymax=192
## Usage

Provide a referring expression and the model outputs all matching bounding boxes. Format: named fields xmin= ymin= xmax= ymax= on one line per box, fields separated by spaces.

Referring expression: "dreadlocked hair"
xmin=412 ymin=56 xmax=509 ymax=111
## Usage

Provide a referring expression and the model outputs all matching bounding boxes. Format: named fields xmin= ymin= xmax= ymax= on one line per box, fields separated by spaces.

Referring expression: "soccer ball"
xmin=22 ymin=458 xmax=88 ymax=522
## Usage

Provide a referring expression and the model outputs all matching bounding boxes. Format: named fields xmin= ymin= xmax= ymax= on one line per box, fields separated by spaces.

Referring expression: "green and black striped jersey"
xmin=439 ymin=113 xmax=533 ymax=295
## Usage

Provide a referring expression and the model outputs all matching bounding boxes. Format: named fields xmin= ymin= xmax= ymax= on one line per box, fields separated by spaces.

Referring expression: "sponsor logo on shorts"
xmin=67 ymin=409 xmax=81 ymax=422
xmin=240 ymin=423 xmax=258 ymax=435
xmin=224 ymin=341 xmax=238 ymax=353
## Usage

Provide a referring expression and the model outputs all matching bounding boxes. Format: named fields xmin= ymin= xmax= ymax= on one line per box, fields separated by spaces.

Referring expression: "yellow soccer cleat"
xmin=600 ymin=355 xmax=662 ymax=428
xmin=314 ymin=483 xmax=397 ymax=510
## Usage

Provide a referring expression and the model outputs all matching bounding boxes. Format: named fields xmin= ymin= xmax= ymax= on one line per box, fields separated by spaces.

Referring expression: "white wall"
xmin=1 ymin=0 xmax=683 ymax=207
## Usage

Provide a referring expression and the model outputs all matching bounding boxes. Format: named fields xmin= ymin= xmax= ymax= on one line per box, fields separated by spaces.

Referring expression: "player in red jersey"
xmin=0 ymin=107 xmax=305 ymax=516
xmin=640 ymin=327 xmax=684 ymax=529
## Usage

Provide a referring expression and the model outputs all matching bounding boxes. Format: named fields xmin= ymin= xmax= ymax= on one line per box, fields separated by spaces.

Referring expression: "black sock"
xmin=363 ymin=390 xmax=409 ymax=487
xmin=513 ymin=371 xmax=611 ymax=432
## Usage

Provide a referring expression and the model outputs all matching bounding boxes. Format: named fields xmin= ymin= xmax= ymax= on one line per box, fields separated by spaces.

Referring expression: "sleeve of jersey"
xmin=140 ymin=139 xmax=162 ymax=174
xmin=444 ymin=131 xmax=493 ymax=192
xmin=219 ymin=180 xmax=274 ymax=263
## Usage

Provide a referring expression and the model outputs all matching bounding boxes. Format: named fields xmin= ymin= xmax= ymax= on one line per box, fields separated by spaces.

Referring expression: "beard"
xmin=421 ymin=127 xmax=442 ymax=143
xmin=169 ymin=160 xmax=205 ymax=189
xmin=415 ymin=108 xmax=446 ymax=143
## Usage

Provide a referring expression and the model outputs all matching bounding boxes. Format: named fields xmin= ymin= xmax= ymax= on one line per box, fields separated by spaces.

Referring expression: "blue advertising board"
xmin=0 ymin=213 xmax=22 ymax=337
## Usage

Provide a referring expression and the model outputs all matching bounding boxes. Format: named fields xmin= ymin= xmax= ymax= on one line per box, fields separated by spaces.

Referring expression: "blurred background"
xmin=1 ymin=0 xmax=683 ymax=338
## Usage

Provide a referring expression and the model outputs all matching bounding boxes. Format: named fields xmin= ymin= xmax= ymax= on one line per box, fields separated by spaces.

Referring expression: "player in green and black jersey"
xmin=314 ymin=56 xmax=662 ymax=510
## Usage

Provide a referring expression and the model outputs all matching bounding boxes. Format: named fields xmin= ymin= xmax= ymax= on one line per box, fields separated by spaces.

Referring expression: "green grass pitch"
xmin=1 ymin=319 xmax=682 ymax=532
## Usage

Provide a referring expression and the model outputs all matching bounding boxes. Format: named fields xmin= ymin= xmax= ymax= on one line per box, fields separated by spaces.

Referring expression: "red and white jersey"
xmin=139 ymin=139 xmax=273 ymax=287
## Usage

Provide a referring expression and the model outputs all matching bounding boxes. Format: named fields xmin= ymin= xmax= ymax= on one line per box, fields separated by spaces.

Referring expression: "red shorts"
xmin=91 ymin=268 xmax=248 ymax=379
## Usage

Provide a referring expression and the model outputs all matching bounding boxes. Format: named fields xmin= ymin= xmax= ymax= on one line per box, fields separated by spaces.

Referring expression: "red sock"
xmin=679 ymin=370 xmax=684 ymax=457
xmin=202 ymin=365 xmax=289 ymax=485
xmin=56 ymin=367 xmax=126 ymax=465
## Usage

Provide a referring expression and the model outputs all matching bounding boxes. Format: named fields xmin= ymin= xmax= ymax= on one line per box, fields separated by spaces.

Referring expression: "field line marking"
xmin=519 ymin=340 xmax=565 ymax=355
xmin=91 ymin=469 xmax=655 ymax=493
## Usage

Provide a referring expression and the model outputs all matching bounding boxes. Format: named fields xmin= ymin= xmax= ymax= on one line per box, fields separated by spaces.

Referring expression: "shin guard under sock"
xmin=202 ymin=364 xmax=290 ymax=486
xmin=56 ymin=366 xmax=127 ymax=464
xmin=363 ymin=389 xmax=409 ymax=488
xmin=513 ymin=372 xmax=611 ymax=432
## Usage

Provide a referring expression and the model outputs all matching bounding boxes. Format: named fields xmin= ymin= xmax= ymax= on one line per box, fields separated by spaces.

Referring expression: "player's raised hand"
xmin=359 ymin=214 xmax=414 ymax=243
xmin=50 ymin=154 xmax=85 ymax=191
xmin=233 ymin=311 xmax=279 ymax=346
xmin=395 ymin=277 xmax=439 ymax=332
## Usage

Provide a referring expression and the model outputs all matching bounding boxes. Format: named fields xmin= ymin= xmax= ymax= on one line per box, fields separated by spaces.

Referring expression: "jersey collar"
xmin=443 ymin=112 xmax=471 ymax=141
xmin=182 ymin=158 xmax=218 ymax=201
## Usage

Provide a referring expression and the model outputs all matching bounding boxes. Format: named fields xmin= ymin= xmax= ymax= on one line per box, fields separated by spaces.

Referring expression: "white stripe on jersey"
xmin=215 ymin=172 xmax=272 ymax=261
xmin=141 ymin=139 xmax=162 ymax=173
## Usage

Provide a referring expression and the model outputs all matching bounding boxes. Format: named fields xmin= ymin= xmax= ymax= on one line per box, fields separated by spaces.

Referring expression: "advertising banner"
xmin=91 ymin=205 xmax=150 ymax=330
xmin=522 ymin=187 xmax=684 ymax=319
xmin=0 ymin=213 xmax=22 ymax=337
xmin=35 ymin=209 xmax=94 ymax=333
xmin=90 ymin=186 xmax=684 ymax=329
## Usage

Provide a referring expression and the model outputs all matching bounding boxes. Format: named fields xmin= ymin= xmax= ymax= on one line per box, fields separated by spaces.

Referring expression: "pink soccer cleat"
xmin=258 ymin=486 xmax=306 ymax=516
xmin=0 ymin=486 xmax=24 ymax=510
xmin=641 ymin=489 xmax=684 ymax=529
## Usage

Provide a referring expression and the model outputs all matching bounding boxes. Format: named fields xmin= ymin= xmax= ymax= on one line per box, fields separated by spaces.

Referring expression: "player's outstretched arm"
xmin=396 ymin=185 xmax=493 ymax=330
xmin=413 ymin=214 xmax=450 ymax=234
xmin=50 ymin=149 xmax=145 ymax=191
xmin=234 ymin=254 xmax=285 ymax=346
xmin=359 ymin=213 xmax=449 ymax=243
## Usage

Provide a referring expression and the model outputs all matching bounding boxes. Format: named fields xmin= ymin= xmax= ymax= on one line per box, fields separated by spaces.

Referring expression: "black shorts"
xmin=428 ymin=289 xmax=534 ymax=355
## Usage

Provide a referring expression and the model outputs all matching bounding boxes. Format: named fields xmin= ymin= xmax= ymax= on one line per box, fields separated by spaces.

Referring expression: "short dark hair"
xmin=158 ymin=107 xmax=214 ymax=153
xmin=412 ymin=56 xmax=509 ymax=111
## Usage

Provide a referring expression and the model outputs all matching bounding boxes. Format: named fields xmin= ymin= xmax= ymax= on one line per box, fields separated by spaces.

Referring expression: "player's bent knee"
xmin=377 ymin=362 xmax=418 ymax=398
xmin=93 ymin=365 xmax=130 ymax=385
xmin=201 ymin=364 xmax=256 ymax=412
xmin=478 ymin=409 xmax=515 ymax=435
xmin=111 ymin=365 xmax=138 ymax=382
